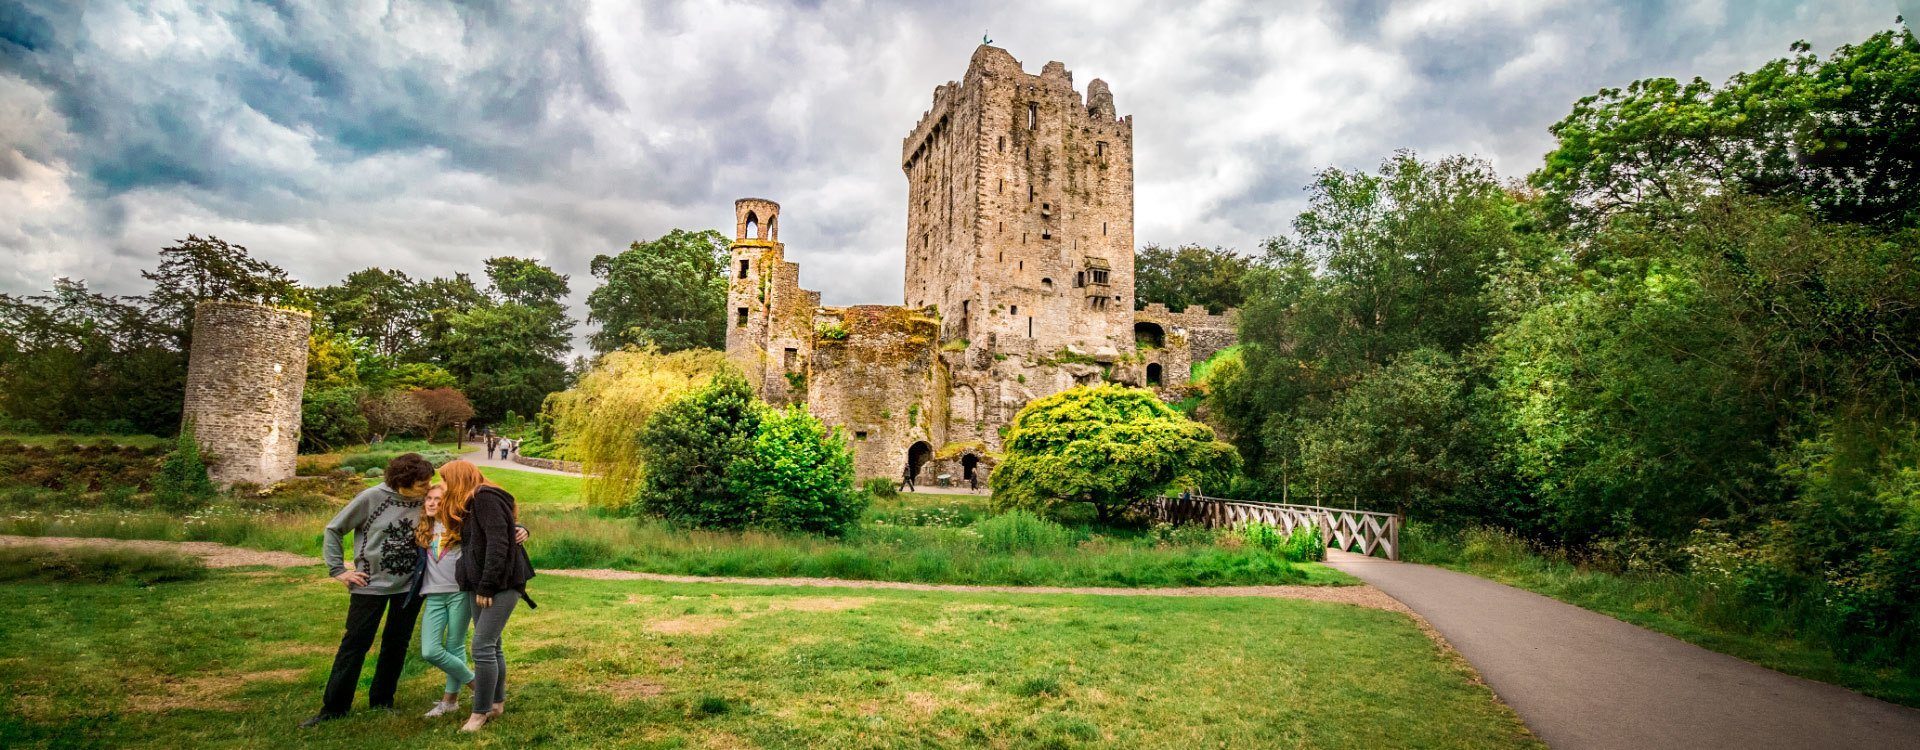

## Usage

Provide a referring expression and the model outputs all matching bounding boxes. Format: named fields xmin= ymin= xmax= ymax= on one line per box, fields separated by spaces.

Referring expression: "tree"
xmin=440 ymin=258 xmax=574 ymax=422
xmin=1293 ymin=349 xmax=1486 ymax=517
xmin=359 ymin=388 xmax=428 ymax=439
xmin=540 ymin=347 xmax=735 ymax=510
xmin=1533 ymin=28 xmax=1920 ymax=230
xmin=1215 ymin=153 xmax=1540 ymax=479
xmin=586 ymin=229 xmax=729 ymax=353
xmin=301 ymin=386 xmax=370 ymax=452
xmin=410 ymin=387 xmax=476 ymax=443
xmin=635 ymin=373 xmax=763 ymax=528
xmin=140 ymin=235 xmax=296 ymax=347
xmin=1133 ymin=243 xmax=1252 ymax=314
xmin=308 ymin=268 xmax=423 ymax=359
xmin=726 ymin=405 xmax=864 ymax=535
xmin=0 ymin=280 xmax=182 ymax=434
xmin=991 ymin=384 xmax=1240 ymax=522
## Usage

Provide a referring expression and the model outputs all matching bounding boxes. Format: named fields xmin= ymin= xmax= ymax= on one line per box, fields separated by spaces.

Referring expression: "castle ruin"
xmin=726 ymin=45 xmax=1237 ymax=482
xmin=182 ymin=300 xmax=311 ymax=486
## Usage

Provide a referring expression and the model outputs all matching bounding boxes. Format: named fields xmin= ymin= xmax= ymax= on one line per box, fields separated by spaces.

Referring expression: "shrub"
xmin=974 ymin=511 xmax=1074 ymax=553
xmin=727 ymin=406 xmax=866 ymax=536
xmin=863 ymin=477 xmax=899 ymax=500
xmin=541 ymin=348 xmax=735 ymax=511
xmin=153 ymin=430 xmax=217 ymax=512
xmin=1284 ymin=525 xmax=1326 ymax=562
xmin=636 ymin=373 xmax=763 ymax=529
xmin=0 ymin=546 xmax=206 ymax=585
xmin=991 ymin=384 xmax=1240 ymax=523
xmin=301 ymin=386 xmax=370 ymax=452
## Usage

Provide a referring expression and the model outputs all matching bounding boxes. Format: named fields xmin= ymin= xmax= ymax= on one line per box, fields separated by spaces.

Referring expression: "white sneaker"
xmin=423 ymin=701 xmax=458 ymax=718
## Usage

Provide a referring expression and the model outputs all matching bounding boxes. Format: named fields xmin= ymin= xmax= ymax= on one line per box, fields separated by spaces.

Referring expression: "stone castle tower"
xmin=725 ymin=45 xmax=1237 ymax=481
xmin=181 ymin=301 xmax=311 ymax=486
xmin=903 ymin=46 xmax=1136 ymax=356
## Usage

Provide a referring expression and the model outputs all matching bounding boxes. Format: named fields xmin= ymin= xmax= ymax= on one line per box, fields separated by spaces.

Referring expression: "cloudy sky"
xmin=0 ymin=0 xmax=1906 ymax=339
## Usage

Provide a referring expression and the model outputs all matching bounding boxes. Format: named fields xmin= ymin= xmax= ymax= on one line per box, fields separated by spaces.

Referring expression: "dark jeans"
xmin=320 ymin=591 xmax=423 ymax=716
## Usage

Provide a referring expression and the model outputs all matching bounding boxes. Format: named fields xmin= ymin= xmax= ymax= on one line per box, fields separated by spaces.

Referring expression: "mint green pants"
xmin=419 ymin=592 xmax=474 ymax=693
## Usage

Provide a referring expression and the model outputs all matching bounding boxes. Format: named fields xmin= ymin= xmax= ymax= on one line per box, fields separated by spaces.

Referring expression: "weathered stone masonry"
xmin=727 ymin=45 xmax=1237 ymax=481
xmin=182 ymin=301 xmax=310 ymax=486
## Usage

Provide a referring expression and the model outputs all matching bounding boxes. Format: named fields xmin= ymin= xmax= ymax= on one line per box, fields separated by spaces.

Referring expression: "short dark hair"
xmin=385 ymin=453 xmax=436 ymax=490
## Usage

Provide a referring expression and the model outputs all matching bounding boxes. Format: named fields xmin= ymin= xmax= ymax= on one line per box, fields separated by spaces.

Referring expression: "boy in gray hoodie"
xmin=302 ymin=453 xmax=437 ymax=728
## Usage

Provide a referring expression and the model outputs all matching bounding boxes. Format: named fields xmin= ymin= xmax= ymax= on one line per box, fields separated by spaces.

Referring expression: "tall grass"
xmin=0 ymin=506 xmax=1345 ymax=588
xmin=0 ymin=545 xmax=205 ymax=585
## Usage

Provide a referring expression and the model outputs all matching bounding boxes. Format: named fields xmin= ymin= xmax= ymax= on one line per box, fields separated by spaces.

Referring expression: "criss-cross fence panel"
xmin=1142 ymin=495 xmax=1401 ymax=560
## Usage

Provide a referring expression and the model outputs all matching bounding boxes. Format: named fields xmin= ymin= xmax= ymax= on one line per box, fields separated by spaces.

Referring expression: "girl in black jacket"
xmin=438 ymin=460 xmax=535 ymax=732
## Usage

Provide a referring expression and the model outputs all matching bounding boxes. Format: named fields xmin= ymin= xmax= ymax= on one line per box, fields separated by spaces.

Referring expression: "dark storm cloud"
xmin=0 ymin=0 xmax=1903 ymax=344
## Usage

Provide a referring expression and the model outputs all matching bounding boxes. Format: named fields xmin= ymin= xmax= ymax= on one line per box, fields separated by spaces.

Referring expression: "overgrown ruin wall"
xmin=182 ymin=301 xmax=310 ymax=486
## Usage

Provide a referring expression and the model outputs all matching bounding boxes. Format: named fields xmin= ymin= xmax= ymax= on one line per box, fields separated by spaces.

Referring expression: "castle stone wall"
xmin=182 ymin=301 xmax=310 ymax=486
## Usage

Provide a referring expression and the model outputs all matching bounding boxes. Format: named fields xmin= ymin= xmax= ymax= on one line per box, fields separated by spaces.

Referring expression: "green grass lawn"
xmin=0 ymin=567 xmax=1536 ymax=749
xmin=484 ymin=466 xmax=588 ymax=507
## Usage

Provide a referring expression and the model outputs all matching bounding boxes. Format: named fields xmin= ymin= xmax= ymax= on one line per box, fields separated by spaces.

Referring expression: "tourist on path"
xmin=485 ymin=434 xmax=499 ymax=460
xmin=440 ymin=460 xmax=538 ymax=733
xmin=408 ymin=484 xmax=472 ymax=718
xmin=900 ymin=462 xmax=917 ymax=493
xmin=303 ymin=454 xmax=436 ymax=728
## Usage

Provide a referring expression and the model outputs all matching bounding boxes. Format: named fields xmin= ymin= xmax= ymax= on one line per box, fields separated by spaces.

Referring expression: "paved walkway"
xmin=457 ymin=447 xmax=581 ymax=477
xmin=1324 ymin=549 xmax=1920 ymax=749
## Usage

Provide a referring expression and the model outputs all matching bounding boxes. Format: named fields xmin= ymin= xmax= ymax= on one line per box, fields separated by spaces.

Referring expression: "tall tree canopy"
xmin=1534 ymin=28 xmax=1920 ymax=230
xmin=439 ymin=257 xmax=574 ymax=422
xmin=586 ymin=229 xmax=729 ymax=353
xmin=1133 ymin=243 xmax=1252 ymax=314
xmin=139 ymin=234 xmax=297 ymax=347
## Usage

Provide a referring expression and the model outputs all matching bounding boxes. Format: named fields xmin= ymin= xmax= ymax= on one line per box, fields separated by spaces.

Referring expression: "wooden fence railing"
xmin=1142 ymin=495 xmax=1402 ymax=560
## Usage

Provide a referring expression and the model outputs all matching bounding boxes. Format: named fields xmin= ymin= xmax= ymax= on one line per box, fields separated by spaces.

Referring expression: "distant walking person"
xmin=900 ymin=462 xmax=917 ymax=493
xmin=485 ymin=434 xmax=499 ymax=460
xmin=441 ymin=460 xmax=537 ymax=733
xmin=301 ymin=453 xmax=435 ymax=728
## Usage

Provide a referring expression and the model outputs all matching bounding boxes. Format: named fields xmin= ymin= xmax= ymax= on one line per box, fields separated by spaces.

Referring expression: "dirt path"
xmin=458 ymin=448 xmax=581 ymax=477
xmin=0 ymin=534 xmax=315 ymax=569
xmin=1324 ymin=549 xmax=1920 ymax=749
xmin=0 ymin=534 xmax=1405 ymax=611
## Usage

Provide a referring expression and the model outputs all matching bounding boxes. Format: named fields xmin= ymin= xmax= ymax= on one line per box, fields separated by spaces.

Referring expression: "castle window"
xmin=998 ymin=178 xmax=1003 ymax=194
xmin=1042 ymin=229 xmax=1051 ymax=240
xmin=855 ymin=431 xmax=868 ymax=441
xmin=1028 ymin=185 xmax=1034 ymax=202
xmin=998 ymin=136 xmax=1005 ymax=152
xmin=1041 ymin=278 xmax=1053 ymax=290
xmin=736 ymin=307 xmax=748 ymax=327
xmin=1146 ymin=363 xmax=1163 ymax=385
xmin=1027 ymin=317 xmax=1033 ymax=337
xmin=783 ymin=348 xmax=797 ymax=371
xmin=1090 ymin=268 xmax=1110 ymax=286
xmin=1097 ymin=141 xmax=1106 ymax=158
xmin=1075 ymin=271 xmax=1085 ymax=288
xmin=1010 ymin=305 xmax=1018 ymax=316
xmin=738 ymin=259 xmax=749 ymax=279
xmin=1028 ymin=102 xmax=1038 ymax=130
xmin=1102 ymin=222 xmax=1108 ymax=236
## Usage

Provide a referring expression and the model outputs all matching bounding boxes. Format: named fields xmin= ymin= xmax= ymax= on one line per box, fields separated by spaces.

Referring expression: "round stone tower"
xmin=182 ymin=300 xmax=311 ymax=486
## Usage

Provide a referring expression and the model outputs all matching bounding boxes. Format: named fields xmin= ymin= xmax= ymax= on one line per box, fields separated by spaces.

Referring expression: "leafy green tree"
xmin=440 ymin=258 xmax=574 ymax=422
xmin=1293 ymin=349 xmax=1485 ymax=517
xmin=301 ymin=386 xmax=371 ymax=451
xmin=308 ymin=268 xmax=423 ymax=359
xmin=586 ymin=229 xmax=729 ymax=353
xmin=991 ymin=384 xmax=1239 ymax=522
xmin=1216 ymin=153 xmax=1540 ymax=480
xmin=635 ymin=373 xmax=763 ymax=528
xmin=1133 ymin=243 xmax=1252 ymax=314
xmin=542 ymin=347 xmax=736 ymax=510
xmin=726 ymin=405 xmax=864 ymax=535
xmin=140 ymin=235 xmax=297 ymax=347
xmin=0 ymin=280 xmax=183 ymax=434
xmin=1534 ymin=28 xmax=1920 ymax=230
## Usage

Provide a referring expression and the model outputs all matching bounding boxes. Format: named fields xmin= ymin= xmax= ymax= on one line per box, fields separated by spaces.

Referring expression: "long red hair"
xmin=433 ymin=460 xmax=499 ymax=541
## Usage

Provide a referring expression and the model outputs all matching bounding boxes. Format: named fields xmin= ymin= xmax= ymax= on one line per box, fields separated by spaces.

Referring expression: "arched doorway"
xmin=1146 ymin=362 xmax=1163 ymax=385
xmin=906 ymin=441 xmax=932 ymax=479
xmin=961 ymin=453 xmax=979 ymax=481
xmin=1134 ymin=321 xmax=1165 ymax=349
